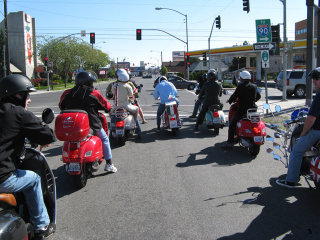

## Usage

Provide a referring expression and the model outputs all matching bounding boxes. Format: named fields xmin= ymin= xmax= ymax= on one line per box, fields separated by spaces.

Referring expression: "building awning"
xmin=10 ymin=63 xmax=22 ymax=73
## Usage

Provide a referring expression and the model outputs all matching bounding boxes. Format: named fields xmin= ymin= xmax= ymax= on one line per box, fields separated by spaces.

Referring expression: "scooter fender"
xmin=236 ymin=120 xmax=266 ymax=145
xmin=62 ymin=136 xmax=103 ymax=174
xmin=125 ymin=114 xmax=136 ymax=130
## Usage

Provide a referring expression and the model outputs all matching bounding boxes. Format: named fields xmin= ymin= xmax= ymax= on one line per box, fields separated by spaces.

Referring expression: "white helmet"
xmin=117 ymin=68 xmax=129 ymax=82
xmin=208 ymin=69 xmax=217 ymax=74
xmin=239 ymin=70 xmax=251 ymax=80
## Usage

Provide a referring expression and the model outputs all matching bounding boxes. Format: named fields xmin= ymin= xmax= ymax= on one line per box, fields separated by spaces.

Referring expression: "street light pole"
xmin=155 ymin=7 xmax=189 ymax=80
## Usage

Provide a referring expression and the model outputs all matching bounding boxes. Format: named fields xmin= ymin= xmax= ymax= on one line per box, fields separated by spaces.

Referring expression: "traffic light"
xmin=271 ymin=24 xmax=280 ymax=55
xmin=202 ymin=52 xmax=207 ymax=61
xmin=90 ymin=33 xmax=95 ymax=44
xmin=44 ymin=57 xmax=48 ymax=67
xmin=136 ymin=29 xmax=142 ymax=40
xmin=186 ymin=52 xmax=190 ymax=65
xmin=215 ymin=16 xmax=221 ymax=29
xmin=243 ymin=0 xmax=250 ymax=13
xmin=271 ymin=24 xmax=280 ymax=43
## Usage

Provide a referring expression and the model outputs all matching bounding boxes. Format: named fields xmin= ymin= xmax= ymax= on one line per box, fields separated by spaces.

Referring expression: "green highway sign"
xmin=256 ymin=19 xmax=271 ymax=43
xmin=261 ymin=50 xmax=269 ymax=68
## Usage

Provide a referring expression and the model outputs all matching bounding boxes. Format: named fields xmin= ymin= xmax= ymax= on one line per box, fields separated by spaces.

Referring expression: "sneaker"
xmin=104 ymin=163 xmax=117 ymax=173
xmin=34 ymin=223 xmax=56 ymax=239
xmin=276 ymin=179 xmax=298 ymax=189
xmin=142 ymin=120 xmax=147 ymax=124
xmin=189 ymin=115 xmax=197 ymax=119
xmin=156 ymin=128 xmax=161 ymax=132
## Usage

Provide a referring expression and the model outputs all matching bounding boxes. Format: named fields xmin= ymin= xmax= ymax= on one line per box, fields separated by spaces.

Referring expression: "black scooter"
xmin=0 ymin=108 xmax=56 ymax=240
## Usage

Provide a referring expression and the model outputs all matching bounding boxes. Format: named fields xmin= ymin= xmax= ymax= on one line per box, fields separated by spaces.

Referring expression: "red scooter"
xmin=55 ymin=110 xmax=108 ymax=188
xmin=229 ymin=101 xmax=266 ymax=156
xmin=162 ymin=100 xmax=181 ymax=136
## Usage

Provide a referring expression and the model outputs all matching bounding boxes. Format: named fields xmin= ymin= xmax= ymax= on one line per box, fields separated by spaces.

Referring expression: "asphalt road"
xmin=28 ymin=77 xmax=320 ymax=240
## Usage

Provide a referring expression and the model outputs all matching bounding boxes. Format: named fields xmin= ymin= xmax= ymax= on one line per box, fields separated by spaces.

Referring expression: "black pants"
xmin=227 ymin=111 xmax=244 ymax=143
xmin=196 ymin=102 xmax=222 ymax=126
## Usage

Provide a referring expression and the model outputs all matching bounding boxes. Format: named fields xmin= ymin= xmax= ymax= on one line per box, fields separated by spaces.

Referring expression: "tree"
xmin=160 ymin=65 xmax=168 ymax=76
xmin=37 ymin=36 xmax=110 ymax=80
xmin=229 ymin=57 xmax=246 ymax=72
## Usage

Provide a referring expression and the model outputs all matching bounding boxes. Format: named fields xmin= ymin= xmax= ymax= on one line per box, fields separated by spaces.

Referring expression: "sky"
xmin=1 ymin=0 xmax=309 ymax=68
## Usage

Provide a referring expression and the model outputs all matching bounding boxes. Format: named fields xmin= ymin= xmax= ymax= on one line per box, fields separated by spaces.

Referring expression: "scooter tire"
xmin=76 ymin=164 xmax=88 ymax=189
xmin=248 ymin=144 xmax=260 ymax=156
xmin=116 ymin=137 xmax=126 ymax=146
xmin=172 ymin=128 xmax=178 ymax=136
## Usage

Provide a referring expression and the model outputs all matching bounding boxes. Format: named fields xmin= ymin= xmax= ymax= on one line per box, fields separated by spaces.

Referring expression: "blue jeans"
xmin=286 ymin=129 xmax=320 ymax=183
xmin=0 ymin=169 xmax=49 ymax=229
xmin=95 ymin=128 xmax=112 ymax=160
xmin=135 ymin=119 xmax=142 ymax=134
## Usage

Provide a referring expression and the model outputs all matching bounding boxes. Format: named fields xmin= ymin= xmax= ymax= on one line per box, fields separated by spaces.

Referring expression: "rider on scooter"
xmin=194 ymin=69 xmax=223 ymax=133
xmin=0 ymin=74 xmax=56 ymax=238
xmin=153 ymin=76 xmax=179 ymax=132
xmin=223 ymin=70 xmax=261 ymax=148
xmin=276 ymin=67 xmax=320 ymax=188
xmin=189 ymin=73 xmax=208 ymax=118
xmin=110 ymin=69 xmax=142 ymax=139
xmin=59 ymin=71 xmax=117 ymax=173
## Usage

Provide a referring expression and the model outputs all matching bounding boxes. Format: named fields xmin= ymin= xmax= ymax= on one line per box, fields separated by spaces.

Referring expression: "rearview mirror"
xmin=263 ymin=103 xmax=270 ymax=110
xmin=275 ymin=105 xmax=281 ymax=113
xmin=42 ymin=108 xmax=55 ymax=124
xmin=273 ymin=154 xmax=281 ymax=161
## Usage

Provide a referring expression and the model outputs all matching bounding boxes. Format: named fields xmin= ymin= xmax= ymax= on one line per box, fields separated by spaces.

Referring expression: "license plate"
xmin=254 ymin=136 xmax=263 ymax=142
xmin=68 ymin=162 xmax=81 ymax=172
xmin=170 ymin=121 xmax=177 ymax=128
xmin=116 ymin=129 xmax=124 ymax=135
xmin=213 ymin=118 xmax=221 ymax=124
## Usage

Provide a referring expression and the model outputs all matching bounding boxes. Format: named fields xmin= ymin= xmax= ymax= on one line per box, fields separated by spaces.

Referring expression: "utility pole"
xmin=280 ymin=0 xmax=287 ymax=101
xmin=306 ymin=0 xmax=315 ymax=106
xmin=4 ymin=0 xmax=10 ymax=76
xmin=317 ymin=0 xmax=320 ymax=67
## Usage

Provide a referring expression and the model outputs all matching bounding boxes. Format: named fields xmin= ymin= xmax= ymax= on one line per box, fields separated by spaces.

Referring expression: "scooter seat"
xmin=0 ymin=193 xmax=17 ymax=207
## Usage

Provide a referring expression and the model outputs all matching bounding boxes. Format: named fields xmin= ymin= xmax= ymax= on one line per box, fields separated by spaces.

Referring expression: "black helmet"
xmin=75 ymin=71 xmax=97 ymax=87
xmin=0 ymin=74 xmax=36 ymax=99
xmin=308 ymin=67 xmax=320 ymax=79
xmin=207 ymin=71 xmax=217 ymax=81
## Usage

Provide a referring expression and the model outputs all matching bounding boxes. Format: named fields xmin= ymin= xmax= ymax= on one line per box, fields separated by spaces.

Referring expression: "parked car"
xmin=275 ymin=69 xmax=308 ymax=98
xmin=153 ymin=76 xmax=198 ymax=90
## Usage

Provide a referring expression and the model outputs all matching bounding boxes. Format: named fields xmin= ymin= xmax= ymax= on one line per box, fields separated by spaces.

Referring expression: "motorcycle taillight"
xmin=116 ymin=120 xmax=125 ymax=128
xmin=253 ymin=127 xmax=261 ymax=134
xmin=213 ymin=112 xmax=220 ymax=117
xmin=170 ymin=117 xmax=176 ymax=121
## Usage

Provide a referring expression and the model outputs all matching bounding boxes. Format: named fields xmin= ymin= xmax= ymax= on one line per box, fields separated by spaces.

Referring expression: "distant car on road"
xmin=153 ymin=76 xmax=198 ymax=90
xmin=142 ymin=74 xmax=152 ymax=78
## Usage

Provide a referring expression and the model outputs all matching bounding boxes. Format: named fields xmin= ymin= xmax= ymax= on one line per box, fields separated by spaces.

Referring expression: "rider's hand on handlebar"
xmin=40 ymin=144 xmax=51 ymax=151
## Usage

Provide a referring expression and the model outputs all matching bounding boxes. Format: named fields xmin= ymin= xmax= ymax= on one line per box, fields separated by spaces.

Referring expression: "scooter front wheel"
xmin=248 ymin=144 xmax=260 ymax=156
xmin=76 ymin=164 xmax=88 ymax=189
